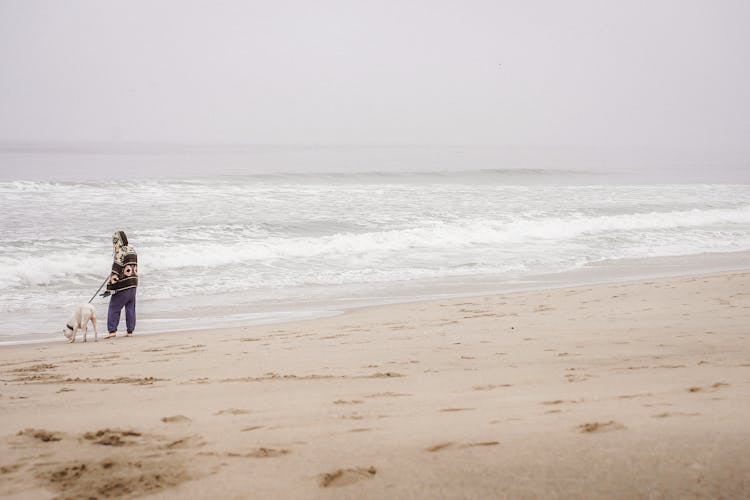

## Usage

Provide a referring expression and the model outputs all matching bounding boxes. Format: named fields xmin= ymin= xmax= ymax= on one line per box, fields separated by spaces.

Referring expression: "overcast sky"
xmin=1 ymin=1 xmax=749 ymax=177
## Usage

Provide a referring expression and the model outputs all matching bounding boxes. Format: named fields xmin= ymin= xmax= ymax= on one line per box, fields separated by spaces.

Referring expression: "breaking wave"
xmin=1 ymin=176 xmax=749 ymax=334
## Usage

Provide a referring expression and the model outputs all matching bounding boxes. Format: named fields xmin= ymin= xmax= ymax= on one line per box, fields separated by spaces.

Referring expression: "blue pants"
xmin=107 ymin=287 xmax=137 ymax=333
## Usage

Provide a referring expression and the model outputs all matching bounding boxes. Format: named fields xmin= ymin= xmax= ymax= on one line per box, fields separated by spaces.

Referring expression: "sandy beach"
xmin=1 ymin=270 xmax=749 ymax=499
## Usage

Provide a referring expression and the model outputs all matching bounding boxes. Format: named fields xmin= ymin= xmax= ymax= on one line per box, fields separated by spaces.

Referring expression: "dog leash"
xmin=88 ymin=275 xmax=110 ymax=304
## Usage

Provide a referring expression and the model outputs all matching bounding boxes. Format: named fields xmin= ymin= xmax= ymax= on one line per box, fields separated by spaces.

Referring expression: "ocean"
xmin=1 ymin=169 xmax=749 ymax=344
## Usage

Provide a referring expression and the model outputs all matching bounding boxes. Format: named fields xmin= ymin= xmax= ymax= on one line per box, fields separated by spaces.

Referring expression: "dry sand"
xmin=1 ymin=271 xmax=749 ymax=499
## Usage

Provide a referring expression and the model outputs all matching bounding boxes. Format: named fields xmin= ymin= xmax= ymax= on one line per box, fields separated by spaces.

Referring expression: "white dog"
xmin=63 ymin=303 xmax=99 ymax=343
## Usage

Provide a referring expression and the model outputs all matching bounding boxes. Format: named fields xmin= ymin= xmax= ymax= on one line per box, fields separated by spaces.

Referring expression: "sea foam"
xmin=1 ymin=174 xmax=749 ymax=337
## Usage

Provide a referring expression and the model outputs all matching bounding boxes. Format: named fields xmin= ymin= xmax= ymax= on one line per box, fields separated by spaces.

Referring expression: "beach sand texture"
xmin=1 ymin=271 xmax=749 ymax=499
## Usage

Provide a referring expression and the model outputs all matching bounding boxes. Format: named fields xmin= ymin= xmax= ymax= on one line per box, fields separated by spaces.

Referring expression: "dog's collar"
xmin=65 ymin=324 xmax=74 ymax=331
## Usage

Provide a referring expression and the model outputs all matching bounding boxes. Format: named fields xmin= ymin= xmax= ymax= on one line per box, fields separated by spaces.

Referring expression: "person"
xmin=102 ymin=231 xmax=138 ymax=339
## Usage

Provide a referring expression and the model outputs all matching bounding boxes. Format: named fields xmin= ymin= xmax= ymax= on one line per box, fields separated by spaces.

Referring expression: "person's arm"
xmin=105 ymin=253 xmax=122 ymax=292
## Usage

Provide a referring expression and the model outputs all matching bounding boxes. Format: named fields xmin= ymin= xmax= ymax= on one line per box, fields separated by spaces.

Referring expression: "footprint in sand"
xmin=542 ymin=399 xmax=565 ymax=405
xmin=17 ymin=427 xmax=194 ymax=453
xmin=462 ymin=441 xmax=499 ymax=448
xmin=339 ymin=414 xmax=365 ymax=420
xmin=164 ymin=435 xmax=205 ymax=449
xmin=319 ymin=467 xmax=377 ymax=487
xmin=17 ymin=428 xmax=63 ymax=442
xmin=245 ymin=448 xmax=290 ymax=458
xmin=161 ymin=415 xmax=191 ymax=424
xmin=577 ymin=421 xmax=625 ymax=433
xmin=687 ymin=382 xmax=729 ymax=393
xmin=652 ymin=412 xmax=701 ymax=418
xmin=83 ymin=429 xmax=142 ymax=447
xmin=36 ymin=456 xmax=192 ymax=499
xmin=61 ymin=376 xmax=164 ymax=385
xmin=10 ymin=363 xmax=57 ymax=373
xmin=617 ymin=393 xmax=652 ymax=399
xmin=565 ymin=373 xmax=592 ymax=383
xmin=220 ymin=447 xmax=290 ymax=458
xmin=472 ymin=384 xmax=512 ymax=391
xmin=240 ymin=426 xmax=264 ymax=432
xmin=214 ymin=409 xmax=251 ymax=415
xmin=0 ymin=463 xmax=22 ymax=474
xmin=426 ymin=442 xmax=454 ymax=452
xmin=426 ymin=441 xmax=499 ymax=452
xmin=363 ymin=392 xmax=413 ymax=398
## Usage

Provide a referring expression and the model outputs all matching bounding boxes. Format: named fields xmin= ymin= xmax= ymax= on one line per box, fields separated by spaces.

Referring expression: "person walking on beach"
xmin=102 ymin=231 xmax=138 ymax=339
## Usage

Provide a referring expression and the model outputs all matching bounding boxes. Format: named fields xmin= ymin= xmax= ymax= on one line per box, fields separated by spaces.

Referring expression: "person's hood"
xmin=112 ymin=231 xmax=128 ymax=253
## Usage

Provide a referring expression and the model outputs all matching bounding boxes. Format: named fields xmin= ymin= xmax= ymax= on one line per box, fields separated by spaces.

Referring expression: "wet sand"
xmin=1 ymin=271 xmax=749 ymax=498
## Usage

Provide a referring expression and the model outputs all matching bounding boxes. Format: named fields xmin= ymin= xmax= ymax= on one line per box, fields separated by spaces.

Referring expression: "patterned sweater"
xmin=107 ymin=231 xmax=138 ymax=292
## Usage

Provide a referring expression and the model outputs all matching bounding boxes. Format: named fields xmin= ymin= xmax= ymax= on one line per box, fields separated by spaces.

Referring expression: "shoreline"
xmin=57 ymin=266 xmax=750 ymax=347
xmin=1 ymin=268 xmax=748 ymax=497
xmin=3 ymin=249 xmax=749 ymax=346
